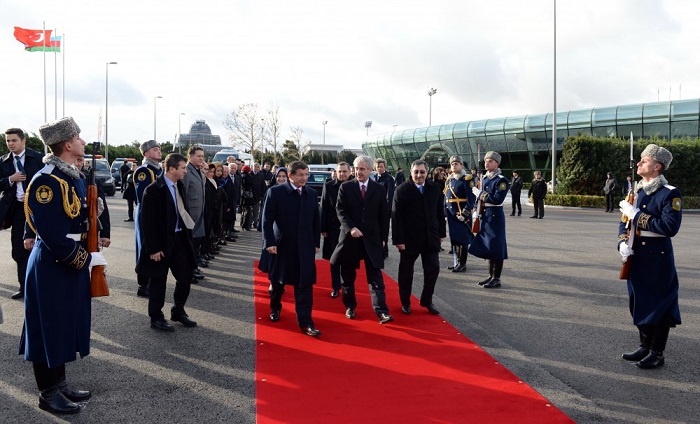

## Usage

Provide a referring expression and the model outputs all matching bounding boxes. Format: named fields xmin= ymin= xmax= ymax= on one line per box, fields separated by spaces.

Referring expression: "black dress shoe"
xmin=401 ymin=305 xmax=411 ymax=314
xmin=193 ymin=270 xmax=205 ymax=279
xmin=151 ymin=319 xmax=175 ymax=332
xmin=423 ymin=304 xmax=440 ymax=315
xmin=330 ymin=289 xmax=339 ymax=298
xmin=270 ymin=310 xmax=280 ymax=322
xmin=622 ymin=346 xmax=650 ymax=361
xmin=345 ymin=308 xmax=356 ymax=319
xmin=447 ymin=265 xmax=455 ymax=270
xmin=232 ymin=228 xmax=240 ymax=233
xmin=635 ymin=351 xmax=665 ymax=369
xmin=217 ymin=240 xmax=227 ymax=246
xmin=510 ymin=213 xmax=515 ymax=216
xmin=58 ymin=383 xmax=92 ymax=402
xmin=198 ymin=260 xmax=209 ymax=268
xmin=171 ymin=314 xmax=197 ymax=327
xmin=11 ymin=290 xmax=24 ymax=300
xmin=530 ymin=216 xmax=538 ymax=218
xmin=483 ymin=278 xmax=501 ymax=288
xmin=378 ymin=313 xmax=394 ymax=324
xmin=452 ymin=264 xmax=466 ymax=273
xmin=301 ymin=325 xmax=321 ymax=337
xmin=478 ymin=276 xmax=492 ymax=286
xmin=124 ymin=218 xmax=134 ymax=222
xmin=39 ymin=388 xmax=81 ymax=414
xmin=137 ymin=287 xmax=149 ymax=298
xmin=538 ymin=216 xmax=543 ymax=219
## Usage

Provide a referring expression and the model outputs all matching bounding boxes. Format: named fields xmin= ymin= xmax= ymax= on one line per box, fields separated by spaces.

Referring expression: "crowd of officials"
xmin=0 ymin=117 xmax=685 ymax=415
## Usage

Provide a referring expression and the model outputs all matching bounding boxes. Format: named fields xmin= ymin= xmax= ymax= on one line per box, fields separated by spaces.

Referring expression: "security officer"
xmin=444 ymin=155 xmax=475 ymax=272
xmin=20 ymin=116 xmax=107 ymax=414
xmin=133 ymin=140 xmax=163 ymax=297
xmin=618 ymin=144 xmax=682 ymax=369
xmin=469 ymin=151 xmax=510 ymax=288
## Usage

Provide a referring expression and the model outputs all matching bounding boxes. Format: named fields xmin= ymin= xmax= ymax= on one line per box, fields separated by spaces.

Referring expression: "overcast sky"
xmin=2 ymin=0 xmax=699 ymax=151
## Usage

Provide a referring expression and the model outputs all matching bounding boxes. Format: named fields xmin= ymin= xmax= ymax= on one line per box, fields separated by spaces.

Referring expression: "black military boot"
xmin=34 ymin=363 xmax=80 ymax=414
xmin=636 ymin=350 xmax=665 ymax=369
xmin=452 ymin=246 xmax=468 ymax=272
xmin=635 ymin=324 xmax=669 ymax=369
xmin=622 ymin=326 xmax=651 ymax=361
xmin=483 ymin=260 xmax=503 ymax=288
xmin=56 ymin=365 xmax=91 ymax=402
xmin=478 ymin=260 xmax=494 ymax=285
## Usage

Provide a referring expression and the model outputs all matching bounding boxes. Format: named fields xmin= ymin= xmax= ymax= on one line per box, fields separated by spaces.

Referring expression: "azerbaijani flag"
xmin=13 ymin=27 xmax=61 ymax=52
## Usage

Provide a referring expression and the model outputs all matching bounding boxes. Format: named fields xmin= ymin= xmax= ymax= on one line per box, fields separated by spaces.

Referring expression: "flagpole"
xmin=43 ymin=22 xmax=48 ymax=154
xmin=54 ymin=27 xmax=58 ymax=119
xmin=62 ymin=33 xmax=65 ymax=117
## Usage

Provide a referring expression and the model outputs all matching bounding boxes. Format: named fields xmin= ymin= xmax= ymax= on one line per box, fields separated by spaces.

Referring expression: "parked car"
xmin=86 ymin=156 xmax=117 ymax=196
xmin=306 ymin=171 xmax=332 ymax=201
xmin=110 ymin=157 xmax=136 ymax=188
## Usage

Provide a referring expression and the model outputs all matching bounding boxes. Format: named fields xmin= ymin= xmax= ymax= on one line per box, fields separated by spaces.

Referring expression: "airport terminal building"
xmin=362 ymin=98 xmax=700 ymax=178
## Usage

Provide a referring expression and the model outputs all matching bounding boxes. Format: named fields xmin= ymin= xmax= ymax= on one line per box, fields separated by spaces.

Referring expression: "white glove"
xmin=618 ymin=200 xmax=639 ymax=220
xmin=97 ymin=197 xmax=105 ymax=217
xmin=472 ymin=210 xmax=479 ymax=221
xmin=619 ymin=241 xmax=633 ymax=262
xmin=90 ymin=252 xmax=107 ymax=267
xmin=472 ymin=186 xmax=481 ymax=197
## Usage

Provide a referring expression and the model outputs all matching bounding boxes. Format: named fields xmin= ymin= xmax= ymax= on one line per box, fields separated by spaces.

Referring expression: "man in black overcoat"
xmin=330 ymin=155 xmax=394 ymax=324
xmin=392 ymin=159 xmax=446 ymax=315
xmin=136 ymin=153 xmax=198 ymax=332
xmin=262 ymin=161 xmax=322 ymax=337
xmin=1 ymin=128 xmax=44 ymax=299
xmin=320 ymin=162 xmax=351 ymax=298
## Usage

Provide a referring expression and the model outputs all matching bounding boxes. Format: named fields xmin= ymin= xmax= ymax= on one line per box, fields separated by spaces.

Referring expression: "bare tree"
xmin=265 ymin=103 xmax=282 ymax=164
xmin=287 ymin=126 xmax=311 ymax=162
xmin=223 ymin=103 xmax=265 ymax=158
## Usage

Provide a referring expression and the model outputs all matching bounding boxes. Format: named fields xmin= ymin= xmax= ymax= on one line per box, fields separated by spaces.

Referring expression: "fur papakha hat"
xmin=139 ymin=140 xmax=159 ymax=154
xmin=641 ymin=144 xmax=673 ymax=169
xmin=449 ymin=155 xmax=463 ymax=165
xmin=484 ymin=151 xmax=502 ymax=163
xmin=39 ymin=116 xmax=81 ymax=146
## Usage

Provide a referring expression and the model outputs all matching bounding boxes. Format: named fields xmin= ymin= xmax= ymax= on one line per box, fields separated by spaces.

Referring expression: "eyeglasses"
xmin=412 ymin=170 xmax=427 ymax=175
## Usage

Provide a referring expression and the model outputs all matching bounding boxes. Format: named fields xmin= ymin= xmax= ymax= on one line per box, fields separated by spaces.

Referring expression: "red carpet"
xmin=255 ymin=260 xmax=573 ymax=424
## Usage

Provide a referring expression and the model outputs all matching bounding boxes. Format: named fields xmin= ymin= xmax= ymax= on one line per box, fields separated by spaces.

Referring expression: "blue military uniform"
xmin=469 ymin=160 xmax=510 ymax=288
xmin=20 ymin=163 xmax=92 ymax=368
xmin=617 ymin=144 xmax=680 ymax=369
xmin=444 ymin=171 xmax=475 ymax=271
xmin=133 ymin=160 xmax=162 ymax=291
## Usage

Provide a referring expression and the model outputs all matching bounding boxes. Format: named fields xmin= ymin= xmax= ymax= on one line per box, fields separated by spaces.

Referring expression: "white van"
xmin=212 ymin=149 xmax=254 ymax=167
xmin=307 ymin=163 xmax=337 ymax=172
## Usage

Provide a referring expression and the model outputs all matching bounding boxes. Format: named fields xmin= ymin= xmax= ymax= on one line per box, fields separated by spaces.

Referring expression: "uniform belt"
xmin=484 ymin=203 xmax=502 ymax=207
xmin=447 ymin=198 xmax=467 ymax=203
xmin=639 ymin=231 xmax=665 ymax=238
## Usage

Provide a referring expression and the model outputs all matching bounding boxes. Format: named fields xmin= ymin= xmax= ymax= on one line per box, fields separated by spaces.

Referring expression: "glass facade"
xmin=363 ymin=99 xmax=700 ymax=179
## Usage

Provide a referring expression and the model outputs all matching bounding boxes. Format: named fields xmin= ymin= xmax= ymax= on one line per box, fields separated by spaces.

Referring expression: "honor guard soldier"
xmin=618 ymin=144 xmax=682 ymax=369
xmin=444 ymin=155 xmax=476 ymax=273
xmin=133 ymin=140 xmax=163 ymax=297
xmin=469 ymin=151 xmax=510 ymax=288
xmin=20 ymin=117 xmax=107 ymax=414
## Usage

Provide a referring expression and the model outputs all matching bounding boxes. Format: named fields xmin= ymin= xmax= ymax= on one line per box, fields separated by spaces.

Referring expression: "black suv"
xmin=89 ymin=158 xmax=117 ymax=196
xmin=306 ymin=171 xmax=332 ymax=201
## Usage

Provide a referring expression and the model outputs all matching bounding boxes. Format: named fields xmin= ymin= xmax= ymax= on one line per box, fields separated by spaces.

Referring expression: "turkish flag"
xmin=13 ymin=27 xmax=52 ymax=48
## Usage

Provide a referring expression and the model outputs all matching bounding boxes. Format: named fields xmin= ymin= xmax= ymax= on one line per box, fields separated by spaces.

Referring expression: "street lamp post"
xmin=428 ymin=88 xmax=437 ymax=126
xmin=178 ymin=112 xmax=186 ymax=153
xmin=364 ymin=120 xmax=372 ymax=137
xmin=105 ymin=61 xmax=117 ymax=162
xmin=153 ymin=96 xmax=162 ymax=140
xmin=322 ymin=120 xmax=328 ymax=145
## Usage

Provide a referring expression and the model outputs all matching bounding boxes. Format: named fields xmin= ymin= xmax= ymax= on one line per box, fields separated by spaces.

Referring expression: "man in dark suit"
xmin=374 ymin=158 xmax=395 ymax=259
xmin=136 ymin=153 xmax=197 ymax=332
xmin=1 ymin=128 xmax=43 ymax=299
xmin=392 ymin=159 xmax=446 ymax=315
xmin=320 ymin=162 xmax=351 ymax=298
xmin=262 ymin=161 xmax=322 ymax=337
xmin=330 ymin=155 xmax=394 ymax=324
xmin=119 ymin=160 xmax=131 ymax=193
xmin=225 ymin=162 xmax=242 ymax=239
xmin=251 ymin=162 xmax=266 ymax=228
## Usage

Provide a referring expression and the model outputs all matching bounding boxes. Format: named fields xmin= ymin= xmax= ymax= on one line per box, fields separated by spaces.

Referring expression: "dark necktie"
xmin=418 ymin=185 xmax=424 ymax=194
xmin=297 ymin=188 xmax=302 ymax=196
xmin=361 ymin=184 xmax=366 ymax=198
xmin=15 ymin=155 xmax=27 ymax=191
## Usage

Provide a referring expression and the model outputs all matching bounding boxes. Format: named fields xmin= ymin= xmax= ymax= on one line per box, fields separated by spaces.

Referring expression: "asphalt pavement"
xmin=0 ymin=196 xmax=698 ymax=423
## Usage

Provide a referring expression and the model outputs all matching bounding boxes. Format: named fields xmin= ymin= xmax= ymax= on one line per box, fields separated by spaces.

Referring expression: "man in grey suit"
xmin=183 ymin=145 xmax=207 ymax=269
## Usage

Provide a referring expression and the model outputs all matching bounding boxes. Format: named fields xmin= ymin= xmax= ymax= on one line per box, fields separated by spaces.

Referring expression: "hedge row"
xmin=545 ymin=194 xmax=700 ymax=209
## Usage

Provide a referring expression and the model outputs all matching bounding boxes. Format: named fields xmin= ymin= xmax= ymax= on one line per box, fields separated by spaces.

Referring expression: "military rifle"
xmin=619 ymin=132 xmax=636 ymax=280
xmin=87 ymin=142 xmax=109 ymax=296
xmin=471 ymin=146 xmax=484 ymax=234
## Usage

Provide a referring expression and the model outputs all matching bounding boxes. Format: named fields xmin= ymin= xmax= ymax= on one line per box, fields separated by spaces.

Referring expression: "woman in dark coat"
xmin=258 ymin=167 xmax=288 ymax=275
